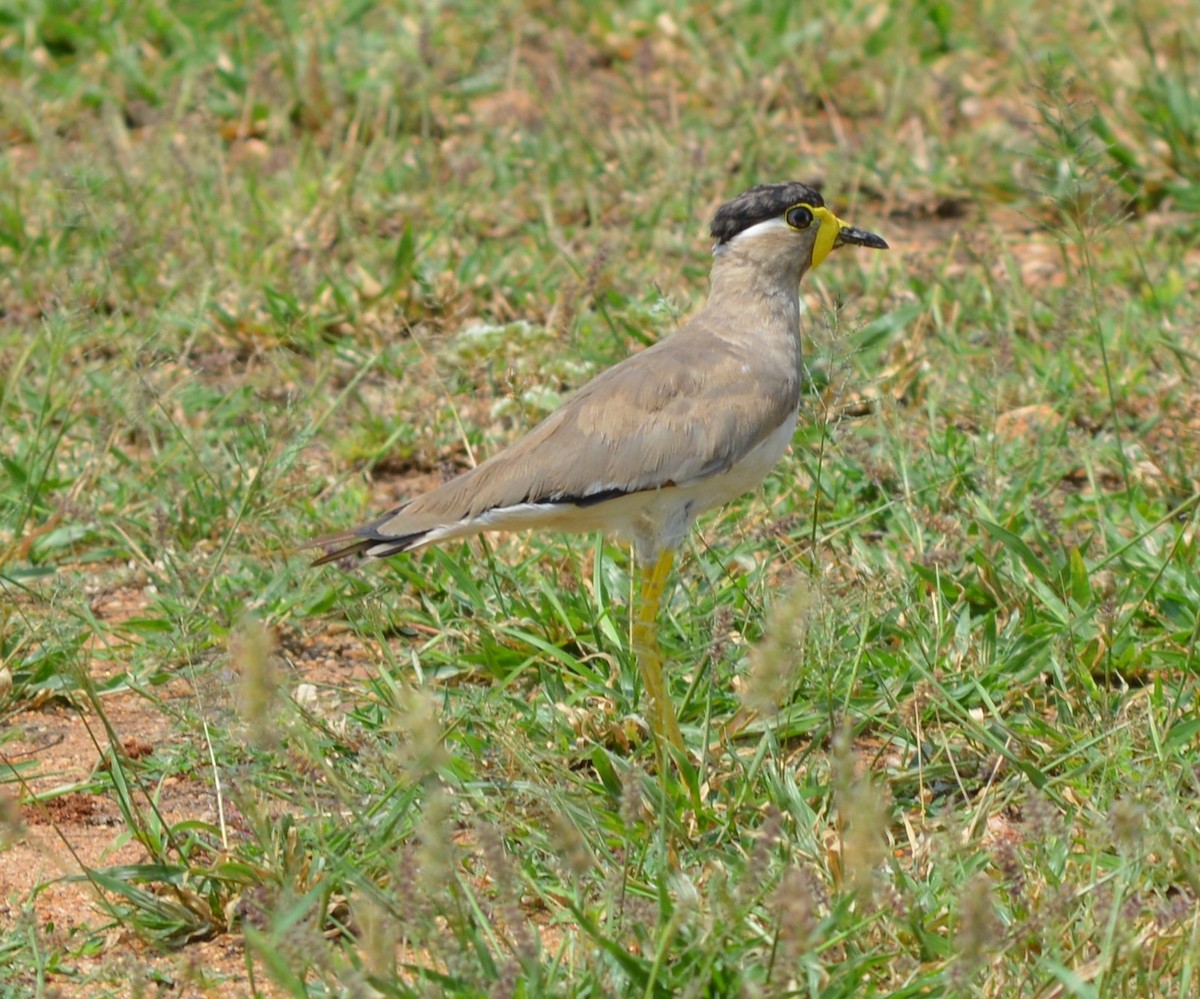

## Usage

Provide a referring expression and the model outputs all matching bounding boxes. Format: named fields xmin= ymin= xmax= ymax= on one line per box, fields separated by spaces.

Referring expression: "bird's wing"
xmin=358 ymin=317 xmax=800 ymax=542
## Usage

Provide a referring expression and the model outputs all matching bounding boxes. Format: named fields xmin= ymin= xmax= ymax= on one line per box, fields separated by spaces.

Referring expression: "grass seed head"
xmin=550 ymin=810 xmax=593 ymax=879
xmin=388 ymin=686 xmax=449 ymax=781
xmin=417 ymin=786 xmax=455 ymax=889
xmin=0 ymin=789 xmax=24 ymax=848
xmin=355 ymin=894 xmax=398 ymax=980
xmin=744 ymin=578 xmax=814 ymax=716
xmin=953 ymin=872 xmax=999 ymax=986
xmin=233 ymin=615 xmax=279 ymax=748
xmin=831 ymin=731 xmax=890 ymax=905
xmin=771 ymin=864 xmax=819 ymax=965
xmin=1107 ymin=797 xmax=1147 ymax=853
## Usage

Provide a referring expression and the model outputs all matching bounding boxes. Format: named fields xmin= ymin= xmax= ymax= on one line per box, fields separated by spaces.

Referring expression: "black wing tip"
xmin=309 ymin=537 xmax=375 ymax=567
xmin=308 ymin=500 xmax=423 ymax=567
xmin=308 ymin=529 xmax=428 ymax=566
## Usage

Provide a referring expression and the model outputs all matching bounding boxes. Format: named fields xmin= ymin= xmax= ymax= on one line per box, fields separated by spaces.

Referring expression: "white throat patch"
xmin=712 ymin=217 xmax=791 ymax=254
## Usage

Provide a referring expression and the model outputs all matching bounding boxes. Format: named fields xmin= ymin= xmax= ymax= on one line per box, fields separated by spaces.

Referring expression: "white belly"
xmin=625 ymin=413 xmax=796 ymax=556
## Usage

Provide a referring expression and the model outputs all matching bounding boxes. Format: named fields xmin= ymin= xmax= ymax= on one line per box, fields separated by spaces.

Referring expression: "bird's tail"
xmin=307 ymin=526 xmax=427 ymax=566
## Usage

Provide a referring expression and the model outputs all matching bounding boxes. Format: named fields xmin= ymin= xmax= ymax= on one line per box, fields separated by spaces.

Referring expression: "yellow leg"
xmin=633 ymin=548 xmax=685 ymax=753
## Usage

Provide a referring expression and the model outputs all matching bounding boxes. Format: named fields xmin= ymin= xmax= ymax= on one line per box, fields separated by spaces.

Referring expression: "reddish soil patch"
xmin=0 ymin=682 xmax=276 ymax=994
xmin=0 ymin=625 xmax=386 ymax=994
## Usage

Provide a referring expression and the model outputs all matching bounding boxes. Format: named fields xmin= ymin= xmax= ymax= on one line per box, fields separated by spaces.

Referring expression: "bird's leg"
xmin=633 ymin=548 xmax=685 ymax=753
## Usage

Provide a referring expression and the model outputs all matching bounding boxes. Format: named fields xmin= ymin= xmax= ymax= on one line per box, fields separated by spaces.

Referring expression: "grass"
xmin=2 ymin=0 xmax=1199 ymax=994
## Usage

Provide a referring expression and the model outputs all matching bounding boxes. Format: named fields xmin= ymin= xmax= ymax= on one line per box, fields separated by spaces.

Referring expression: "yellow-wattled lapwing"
xmin=313 ymin=182 xmax=887 ymax=752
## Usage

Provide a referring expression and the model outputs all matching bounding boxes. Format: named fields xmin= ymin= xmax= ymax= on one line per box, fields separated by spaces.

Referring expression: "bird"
xmin=312 ymin=181 xmax=887 ymax=755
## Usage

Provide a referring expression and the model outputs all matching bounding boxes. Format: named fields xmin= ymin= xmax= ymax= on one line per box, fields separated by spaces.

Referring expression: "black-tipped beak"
xmin=835 ymin=226 xmax=889 ymax=250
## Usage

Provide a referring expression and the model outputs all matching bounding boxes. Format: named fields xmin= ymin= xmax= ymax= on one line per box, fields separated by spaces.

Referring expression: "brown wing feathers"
xmin=310 ymin=317 xmax=798 ymax=565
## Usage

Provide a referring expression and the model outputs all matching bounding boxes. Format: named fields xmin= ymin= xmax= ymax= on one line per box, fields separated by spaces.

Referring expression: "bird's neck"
xmin=705 ymin=251 xmax=803 ymax=343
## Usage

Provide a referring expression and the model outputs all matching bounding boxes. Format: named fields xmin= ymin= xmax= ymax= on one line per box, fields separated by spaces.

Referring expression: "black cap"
xmin=710 ymin=182 xmax=825 ymax=245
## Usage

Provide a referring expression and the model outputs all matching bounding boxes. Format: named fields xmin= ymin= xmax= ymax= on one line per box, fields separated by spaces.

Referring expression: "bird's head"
xmin=710 ymin=182 xmax=888 ymax=280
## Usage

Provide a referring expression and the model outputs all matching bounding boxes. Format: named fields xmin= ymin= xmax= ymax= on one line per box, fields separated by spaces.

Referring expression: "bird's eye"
xmin=786 ymin=205 xmax=814 ymax=230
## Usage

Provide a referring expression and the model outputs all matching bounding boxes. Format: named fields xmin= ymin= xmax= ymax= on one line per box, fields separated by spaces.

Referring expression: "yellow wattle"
xmin=811 ymin=206 xmax=844 ymax=269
